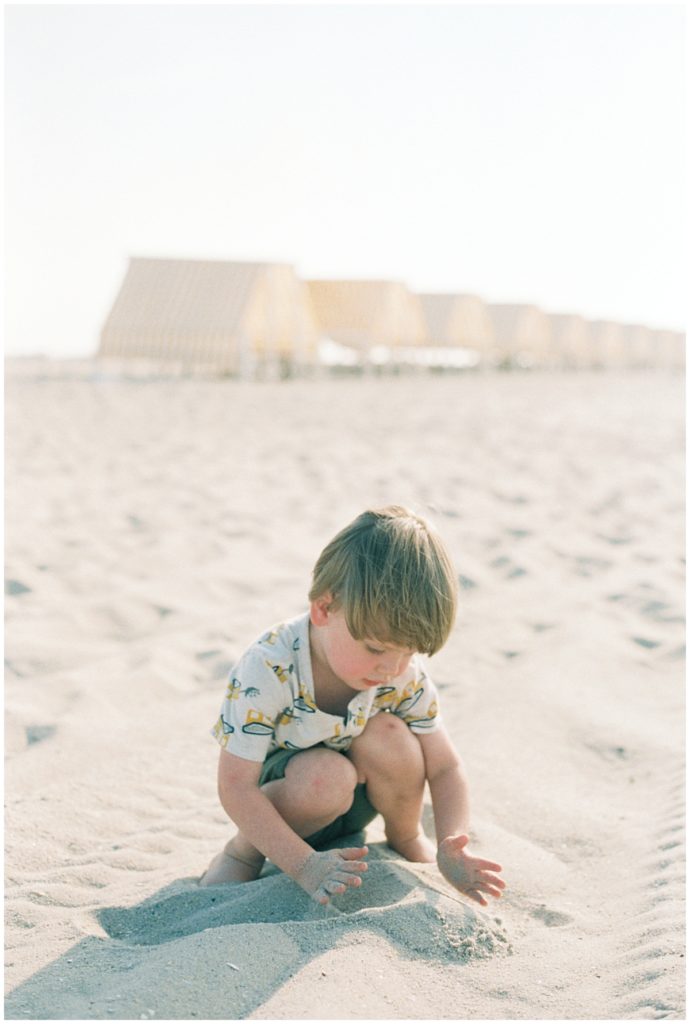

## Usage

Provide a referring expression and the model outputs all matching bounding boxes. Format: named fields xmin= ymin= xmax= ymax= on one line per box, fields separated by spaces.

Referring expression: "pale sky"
xmin=4 ymin=3 xmax=686 ymax=357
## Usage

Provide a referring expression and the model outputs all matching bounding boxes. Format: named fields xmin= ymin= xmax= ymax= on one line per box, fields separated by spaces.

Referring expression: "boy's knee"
xmin=286 ymin=750 xmax=357 ymax=816
xmin=352 ymin=713 xmax=423 ymax=773
xmin=368 ymin=711 xmax=420 ymax=747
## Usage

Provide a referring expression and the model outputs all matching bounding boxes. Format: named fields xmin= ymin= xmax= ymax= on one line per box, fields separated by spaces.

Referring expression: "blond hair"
xmin=308 ymin=506 xmax=458 ymax=656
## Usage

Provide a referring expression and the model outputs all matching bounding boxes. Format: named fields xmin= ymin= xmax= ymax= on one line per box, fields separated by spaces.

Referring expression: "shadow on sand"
xmin=5 ymin=840 xmax=506 ymax=1020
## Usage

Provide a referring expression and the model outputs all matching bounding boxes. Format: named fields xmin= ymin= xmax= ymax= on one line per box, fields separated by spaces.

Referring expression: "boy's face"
xmin=309 ymin=596 xmax=416 ymax=693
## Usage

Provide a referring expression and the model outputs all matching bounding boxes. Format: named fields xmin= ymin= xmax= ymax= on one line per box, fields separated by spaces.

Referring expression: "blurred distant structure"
xmin=98 ymin=258 xmax=319 ymax=377
xmin=419 ymin=293 xmax=493 ymax=365
xmin=95 ymin=257 xmax=685 ymax=378
xmin=653 ymin=328 xmax=686 ymax=371
xmin=306 ymin=279 xmax=427 ymax=360
xmin=588 ymin=320 xmax=627 ymax=370
xmin=485 ymin=303 xmax=552 ymax=369
xmin=547 ymin=314 xmax=592 ymax=370
xmin=623 ymin=323 xmax=655 ymax=370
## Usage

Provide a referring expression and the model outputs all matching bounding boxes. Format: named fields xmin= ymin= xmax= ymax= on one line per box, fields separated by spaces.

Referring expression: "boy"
xmin=201 ymin=506 xmax=505 ymax=907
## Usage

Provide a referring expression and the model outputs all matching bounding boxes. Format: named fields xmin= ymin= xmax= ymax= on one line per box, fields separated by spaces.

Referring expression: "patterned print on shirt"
xmin=242 ymin=708 xmax=275 ymax=736
xmin=226 ymin=676 xmax=261 ymax=701
xmin=404 ymin=700 xmax=439 ymax=729
xmin=212 ymin=713 xmax=235 ymax=748
xmin=265 ymin=660 xmax=294 ymax=684
xmin=293 ymin=682 xmax=317 ymax=714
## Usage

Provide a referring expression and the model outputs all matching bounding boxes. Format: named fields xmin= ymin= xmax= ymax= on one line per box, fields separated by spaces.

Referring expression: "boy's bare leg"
xmin=201 ymin=749 xmax=358 ymax=886
xmin=347 ymin=713 xmax=436 ymax=862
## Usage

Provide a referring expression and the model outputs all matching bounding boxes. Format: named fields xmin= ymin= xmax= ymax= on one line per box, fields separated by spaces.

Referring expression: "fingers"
xmin=470 ymin=870 xmax=505 ymax=897
xmin=336 ymin=860 xmax=368 ymax=875
xmin=477 ymin=871 xmax=505 ymax=889
xmin=335 ymin=849 xmax=368 ymax=874
xmin=301 ymin=848 xmax=368 ymax=906
xmin=325 ymin=871 xmax=363 ymax=890
xmin=474 ymin=858 xmax=503 ymax=873
xmin=466 ymin=889 xmax=489 ymax=907
xmin=312 ymin=869 xmax=364 ymax=905
xmin=323 ymin=878 xmax=348 ymax=896
xmin=339 ymin=846 xmax=369 ymax=861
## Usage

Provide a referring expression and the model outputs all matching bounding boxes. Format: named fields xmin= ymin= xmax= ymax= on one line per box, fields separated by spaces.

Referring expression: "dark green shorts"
xmin=259 ymin=744 xmax=378 ymax=848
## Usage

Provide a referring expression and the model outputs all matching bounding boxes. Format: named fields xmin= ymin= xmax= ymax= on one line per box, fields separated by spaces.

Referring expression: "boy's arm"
xmin=218 ymin=749 xmax=313 ymax=876
xmin=418 ymin=723 xmax=471 ymax=840
xmin=418 ymin=724 xmax=505 ymax=906
xmin=216 ymin=749 xmax=368 ymax=902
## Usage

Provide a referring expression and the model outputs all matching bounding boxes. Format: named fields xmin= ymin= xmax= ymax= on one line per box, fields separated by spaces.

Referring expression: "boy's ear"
xmin=310 ymin=593 xmax=333 ymax=627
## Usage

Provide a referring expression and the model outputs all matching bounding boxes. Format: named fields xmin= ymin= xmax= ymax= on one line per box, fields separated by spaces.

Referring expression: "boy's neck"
xmin=308 ymin=621 xmax=354 ymax=714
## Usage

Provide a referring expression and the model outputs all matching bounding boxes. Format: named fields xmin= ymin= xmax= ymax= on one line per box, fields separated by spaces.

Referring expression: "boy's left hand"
xmin=436 ymin=834 xmax=505 ymax=907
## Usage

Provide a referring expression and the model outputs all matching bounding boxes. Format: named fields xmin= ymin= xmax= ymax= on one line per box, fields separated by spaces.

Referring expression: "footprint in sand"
xmin=573 ymin=555 xmax=612 ymax=577
xmin=25 ymin=725 xmax=57 ymax=746
xmin=491 ymin=490 xmax=530 ymax=506
xmin=584 ymin=742 xmax=630 ymax=763
xmin=458 ymin=574 xmax=478 ymax=591
xmin=490 ymin=556 xmax=527 ymax=580
xmin=614 ymin=758 xmax=685 ymax=1018
xmin=631 ymin=636 xmax=662 ymax=650
xmin=607 ymin=589 xmax=684 ymax=632
xmin=529 ymin=905 xmax=573 ymax=928
xmin=5 ymin=579 xmax=32 ymax=596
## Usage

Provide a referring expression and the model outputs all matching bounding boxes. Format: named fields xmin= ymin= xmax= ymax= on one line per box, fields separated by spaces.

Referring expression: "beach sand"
xmin=4 ymin=367 xmax=685 ymax=1019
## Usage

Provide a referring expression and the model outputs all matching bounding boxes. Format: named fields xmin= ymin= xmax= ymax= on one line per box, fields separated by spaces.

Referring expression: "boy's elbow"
xmin=216 ymin=751 xmax=262 ymax=811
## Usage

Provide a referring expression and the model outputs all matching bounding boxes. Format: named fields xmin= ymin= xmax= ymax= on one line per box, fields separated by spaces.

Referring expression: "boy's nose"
xmin=379 ymin=654 xmax=406 ymax=679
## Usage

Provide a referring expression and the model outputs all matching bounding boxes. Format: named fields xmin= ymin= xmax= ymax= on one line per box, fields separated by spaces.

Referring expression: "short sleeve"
xmin=211 ymin=644 xmax=289 ymax=761
xmin=389 ymin=662 xmax=441 ymax=733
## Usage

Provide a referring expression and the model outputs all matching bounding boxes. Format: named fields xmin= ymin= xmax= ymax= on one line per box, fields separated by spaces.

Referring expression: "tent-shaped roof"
xmin=547 ymin=313 xmax=592 ymax=368
xmin=101 ymin=258 xmax=265 ymax=335
xmin=651 ymin=329 xmax=685 ymax=370
xmin=621 ymin=323 xmax=655 ymax=368
xmin=486 ymin=303 xmax=552 ymax=366
xmin=307 ymin=279 xmax=427 ymax=350
xmin=587 ymin=320 xmax=626 ymax=368
xmin=419 ymin=293 xmax=493 ymax=352
xmin=99 ymin=257 xmax=318 ymax=375
xmin=419 ymin=294 xmax=459 ymax=342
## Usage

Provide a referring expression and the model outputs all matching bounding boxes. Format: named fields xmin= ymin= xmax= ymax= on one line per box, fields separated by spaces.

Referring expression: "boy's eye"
xmin=365 ymin=645 xmax=385 ymax=655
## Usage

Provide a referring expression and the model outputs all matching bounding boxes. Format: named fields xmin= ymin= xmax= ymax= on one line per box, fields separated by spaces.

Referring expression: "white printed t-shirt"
xmin=211 ymin=612 xmax=441 ymax=763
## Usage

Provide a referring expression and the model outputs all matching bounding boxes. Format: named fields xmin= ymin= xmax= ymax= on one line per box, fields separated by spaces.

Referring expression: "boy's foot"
xmin=386 ymin=832 xmax=436 ymax=863
xmin=199 ymin=840 xmax=265 ymax=886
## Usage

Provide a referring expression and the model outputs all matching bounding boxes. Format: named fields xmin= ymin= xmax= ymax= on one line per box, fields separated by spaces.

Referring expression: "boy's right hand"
xmin=294 ymin=846 xmax=368 ymax=905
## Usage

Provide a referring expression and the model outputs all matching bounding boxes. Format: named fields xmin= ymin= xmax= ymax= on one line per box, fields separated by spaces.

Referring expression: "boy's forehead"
xmin=365 ymin=634 xmax=417 ymax=655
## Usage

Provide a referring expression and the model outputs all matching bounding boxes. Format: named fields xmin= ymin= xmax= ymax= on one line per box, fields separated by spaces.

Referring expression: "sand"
xmin=4 ymin=366 xmax=685 ymax=1020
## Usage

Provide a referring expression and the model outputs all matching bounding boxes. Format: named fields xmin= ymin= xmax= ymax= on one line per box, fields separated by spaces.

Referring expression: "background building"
xmin=547 ymin=313 xmax=593 ymax=369
xmin=98 ymin=258 xmax=319 ymax=377
xmin=307 ymin=279 xmax=428 ymax=361
xmin=486 ymin=303 xmax=552 ymax=368
xmin=419 ymin=293 xmax=494 ymax=365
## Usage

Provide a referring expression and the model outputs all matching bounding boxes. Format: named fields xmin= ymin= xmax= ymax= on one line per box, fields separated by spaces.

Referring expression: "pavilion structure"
xmin=306 ymin=279 xmax=428 ymax=363
xmin=98 ymin=257 xmax=320 ymax=378
xmin=419 ymin=293 xmax=494 ymax=365
xmin=485 ymin=303 xmax=552 ymax=368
